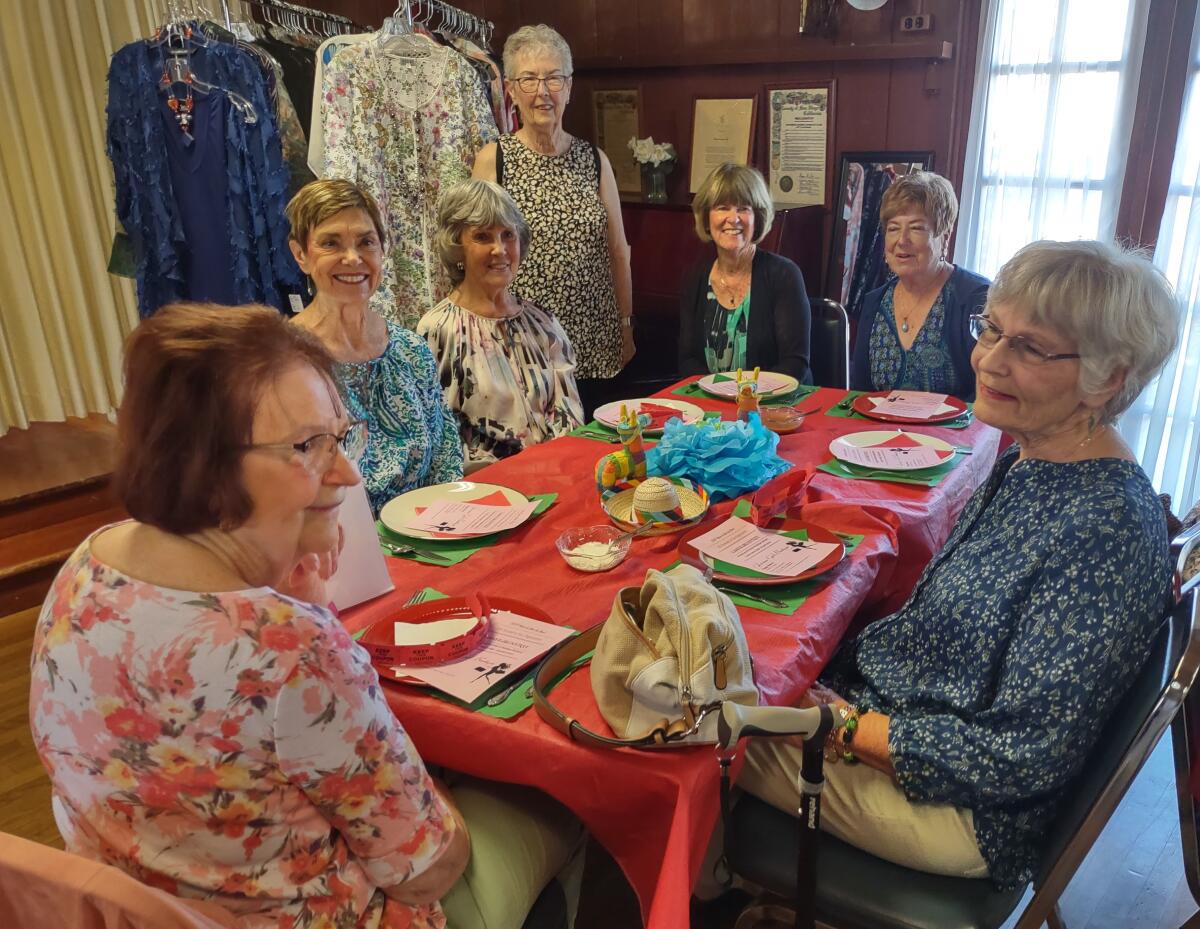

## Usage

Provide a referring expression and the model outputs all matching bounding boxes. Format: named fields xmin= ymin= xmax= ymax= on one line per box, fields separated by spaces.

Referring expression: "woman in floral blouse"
xmin=287 ymin=179 xmax=463 ymax=515
xmin=418 ymin=180 xmax=583 ymax=467
xmin=737 ymin=241 xmax=1179 ymax=889
xmin=29 ymin=303 xmax=579 ymax=929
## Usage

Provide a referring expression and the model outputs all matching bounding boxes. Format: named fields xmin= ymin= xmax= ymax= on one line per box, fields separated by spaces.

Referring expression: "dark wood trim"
xmin=574 ymin=40 xmax=954 ymax=72
xmin=1115 ymin=0 xmax=1199 ymax=249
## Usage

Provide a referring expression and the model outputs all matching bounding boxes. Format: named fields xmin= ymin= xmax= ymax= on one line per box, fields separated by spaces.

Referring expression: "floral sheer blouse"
xmin=29 ymin=530 xmax=456 ymax=929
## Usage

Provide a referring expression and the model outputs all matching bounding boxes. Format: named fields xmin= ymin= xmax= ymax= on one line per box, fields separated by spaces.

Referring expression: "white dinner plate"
xmin=698 ymin=371 xmax=800 ymax=399
xmin=593 ymin=398 xmax=704 ymax=434
xmin=828 ymin=431 xmax=956 ymax=472
xmin=379 ymin=482 xmax=532 ymax=541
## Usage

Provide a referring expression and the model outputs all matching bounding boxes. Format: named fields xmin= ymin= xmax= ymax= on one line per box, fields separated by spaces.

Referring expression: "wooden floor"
xmin=4 ymin=596 xmax=1197 ymax=927
xmin=0 ymin=414 xmax=116 ymax=505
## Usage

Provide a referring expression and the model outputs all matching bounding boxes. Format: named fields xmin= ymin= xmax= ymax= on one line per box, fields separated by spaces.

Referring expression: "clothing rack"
xmin=239 ymin=0 xmax=367 ymax=34
xmin=394 ymin=0 xmax=494 ymax=50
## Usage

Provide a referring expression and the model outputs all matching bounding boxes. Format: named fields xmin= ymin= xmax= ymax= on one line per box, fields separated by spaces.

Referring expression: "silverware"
xmin=486 ymin=679 xmax=535 ymax=707
xmin=380 ymin=540 xmax=456 ymax=564
xmin=714 ymin=585 xmax=789 ymax=609
xmin=953 ymin=446 xmax=973 ymax=455
xmin=403 ymin=588 xmax=430 ymax=607
xmin=834 ymin=394 xmax=857 ymax=411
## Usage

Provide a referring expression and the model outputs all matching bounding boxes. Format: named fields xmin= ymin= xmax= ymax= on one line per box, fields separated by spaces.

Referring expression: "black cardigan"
xmin=678 ymin=248 xmax=813 ymax=384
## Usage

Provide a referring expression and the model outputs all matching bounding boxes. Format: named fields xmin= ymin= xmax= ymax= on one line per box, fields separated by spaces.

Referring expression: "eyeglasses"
xmin=969 ymin=315 xmax=1081 ymax=366
xmin=243 ymin=420 xmax=368 ymax=472
xmin=511 ymin=73 xmax=570 ymax=94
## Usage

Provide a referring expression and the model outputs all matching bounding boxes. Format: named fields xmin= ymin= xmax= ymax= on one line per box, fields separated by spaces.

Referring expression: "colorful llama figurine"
xmin=595 ymin=404 xmax=648 ymax=498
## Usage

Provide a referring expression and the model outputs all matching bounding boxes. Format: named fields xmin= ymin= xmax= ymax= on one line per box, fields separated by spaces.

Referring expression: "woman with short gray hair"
xmin=418 ymin=180 xmax=583 ymax=466
xmin=737 ymin=240 xmax=1180 ymax=890
xmin=472 ymin=23 xmax=633 ymax=418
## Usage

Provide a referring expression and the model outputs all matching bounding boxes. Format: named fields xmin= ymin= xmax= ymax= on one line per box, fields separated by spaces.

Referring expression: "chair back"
xmin=808 ymin=298 xmax=849 ymax=389
xmin=0 ymin=832 xmax=239 ymax=929
xmin=1013 ymin=523 xmax=1200 ymax=929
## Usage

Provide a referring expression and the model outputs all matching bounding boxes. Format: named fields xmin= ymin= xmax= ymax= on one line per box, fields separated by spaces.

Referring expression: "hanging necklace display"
xmin=166 ymin=77 xmax=195 ymax=134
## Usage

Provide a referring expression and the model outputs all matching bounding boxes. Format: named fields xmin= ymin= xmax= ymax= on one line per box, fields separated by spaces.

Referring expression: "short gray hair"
xmin=434 ymin=180 xmax=532 ymax=286
xmin=988 ymin=239 xmax=1180 ymax=425
xmin=503 ymin=24 xmax=573 ymax=77
xmin=691 ymin=163 xmax=775 ymax=244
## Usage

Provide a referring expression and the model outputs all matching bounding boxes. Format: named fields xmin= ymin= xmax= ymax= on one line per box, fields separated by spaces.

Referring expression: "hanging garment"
xmin=107 ymin=35 xmax=303 ymax=317
xmin=259 ymin=29 xmax=318 ymax=137
xmin=306 ymin=32 xmax=371 ymax=176
xmin=451 ymin=36 xmax=514 ymax=134
xmin=322 ymin=40 xmax=499 ymax=328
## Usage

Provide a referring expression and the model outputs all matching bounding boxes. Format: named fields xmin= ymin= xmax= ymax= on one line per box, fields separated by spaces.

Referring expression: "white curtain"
xmin=1121 ymin=14 xmax=1200 ymax=512
xmin=955 ymin=0 xmax=1150 ymax=278
xmin=0 ymin=0 xmax=208 ymax=438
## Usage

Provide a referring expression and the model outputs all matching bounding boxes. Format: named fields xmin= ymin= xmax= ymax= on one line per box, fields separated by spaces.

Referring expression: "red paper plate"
xmin=677 ymin=518 xmax=845 ymax=587
xmin=361 ymin=595 xmax=556 ymax=682
xmin=850 ymin=391 xmax=968 ymax=424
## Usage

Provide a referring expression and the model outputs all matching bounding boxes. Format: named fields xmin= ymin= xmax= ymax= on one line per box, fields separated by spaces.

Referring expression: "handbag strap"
xmin=532 ymin=624 xmax=718 ymax=750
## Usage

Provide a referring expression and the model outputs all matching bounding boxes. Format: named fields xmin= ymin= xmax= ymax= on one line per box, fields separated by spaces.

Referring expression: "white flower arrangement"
xmin=628 ymin=136 xmax=677 ymax=168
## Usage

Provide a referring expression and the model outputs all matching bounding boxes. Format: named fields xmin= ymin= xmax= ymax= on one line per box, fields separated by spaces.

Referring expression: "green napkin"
xmin=569 ymin=421 xmax=620 ymax=442
xmin=357 ymin=586 xmax=583 ymax=719
xmin=376 ymin=493 xmax=557 ymax=566
xmin=825 ymin=391 xmax=974 ymax=429
xmin=671 ymin=380 xmax=819 ymax=407
xmin=818 ymin=456 xmax=960 ymax=487
xmin=672 ymin=500 xmax=864 ymax=615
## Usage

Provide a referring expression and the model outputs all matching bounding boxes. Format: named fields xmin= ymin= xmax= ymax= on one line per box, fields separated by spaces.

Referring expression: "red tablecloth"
xmin=341 ymin=382 xmax=1001 ymax=929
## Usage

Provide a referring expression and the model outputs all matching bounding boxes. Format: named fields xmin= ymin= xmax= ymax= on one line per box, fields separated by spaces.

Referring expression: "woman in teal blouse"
xmin=286 ymin=179 xmax=462 ymax=513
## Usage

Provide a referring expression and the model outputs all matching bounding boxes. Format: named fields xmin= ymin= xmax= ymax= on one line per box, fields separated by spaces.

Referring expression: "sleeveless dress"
xmin=497 ymin=134 xmax=622 ymax=380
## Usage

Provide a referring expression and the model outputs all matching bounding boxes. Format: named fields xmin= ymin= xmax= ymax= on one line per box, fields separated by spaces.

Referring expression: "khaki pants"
xmin=440 ymin=777 xmax=586 ymax=929
xmin=737 ymin=737 xmax=989 ymax=879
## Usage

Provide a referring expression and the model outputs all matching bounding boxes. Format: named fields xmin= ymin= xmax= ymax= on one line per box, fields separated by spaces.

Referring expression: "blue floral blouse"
xmin=107 ymin=33 xmax=302 ymax=317
xmin=336 ymin=324 xmax=463 ymax=514
xmin=867 ymin=279 xmax=962 ymax=395
xmin=823 ymin=446 xmax=1172 ymax=887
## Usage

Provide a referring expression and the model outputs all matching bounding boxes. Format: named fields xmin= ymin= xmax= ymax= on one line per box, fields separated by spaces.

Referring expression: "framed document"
xmin=765 ymin=83 xmax=835 ymax=208
xmin=689 ymin=96 xmax=757 ymax=193
xmin=593 ymin=89 xmax=642 ymax=196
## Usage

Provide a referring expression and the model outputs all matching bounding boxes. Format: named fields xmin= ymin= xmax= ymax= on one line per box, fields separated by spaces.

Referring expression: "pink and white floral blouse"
xmin=29 ymin=529 xmax=455 ymax=929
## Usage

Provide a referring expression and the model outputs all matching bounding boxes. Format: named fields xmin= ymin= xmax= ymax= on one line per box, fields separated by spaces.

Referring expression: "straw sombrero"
xmin=602 ymin=476 xmax=710 ymax=535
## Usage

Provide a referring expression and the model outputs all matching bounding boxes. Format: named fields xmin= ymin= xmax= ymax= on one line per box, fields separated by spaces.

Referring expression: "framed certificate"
xmin=689 ymin=96 xmax=757 ymax=194
xmin=592 ymin=89 xmax=642 ymax=196
xmin=765 ymin=82 xmax=835 ymax=208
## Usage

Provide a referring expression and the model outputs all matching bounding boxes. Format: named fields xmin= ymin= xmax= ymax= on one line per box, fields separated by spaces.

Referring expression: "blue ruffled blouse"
xmin=107 ymin=33 xmax=302 ymax=317
xmin=823 ymin=446 xmax=1172 ymax=887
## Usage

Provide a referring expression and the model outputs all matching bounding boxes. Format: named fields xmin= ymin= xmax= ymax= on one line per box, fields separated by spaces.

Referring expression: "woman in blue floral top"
xmin=741 ymin=240 xmax=1180 ymax=888
xmin=286 ymin=180 xmax=463 ymax=513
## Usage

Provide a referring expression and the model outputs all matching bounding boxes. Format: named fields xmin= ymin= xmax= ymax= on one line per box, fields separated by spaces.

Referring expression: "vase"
xmin=643 ymin=165 xmax=671 ymax=204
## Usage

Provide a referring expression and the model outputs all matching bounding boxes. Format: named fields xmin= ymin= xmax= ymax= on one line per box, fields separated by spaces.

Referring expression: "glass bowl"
xmin=556 ymin=526 xmax=631 ymax=572
xmin=759 ymin=406 xmax=806 ymax=434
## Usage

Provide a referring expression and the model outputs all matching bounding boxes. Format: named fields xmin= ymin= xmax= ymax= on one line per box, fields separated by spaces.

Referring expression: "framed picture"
xmin=827 ymin=151 xmax=934 ymax=317
xmin=689 ymin=96 xmax=757 ymax=193
xmin=764 ymin=81 xmax=835 ymax=208
xmin=592 ymin=88 xmax=642 ymax=197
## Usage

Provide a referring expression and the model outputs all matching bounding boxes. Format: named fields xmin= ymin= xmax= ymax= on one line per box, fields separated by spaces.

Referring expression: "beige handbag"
xmin=534 ymin=564 xmax=758 ymax=748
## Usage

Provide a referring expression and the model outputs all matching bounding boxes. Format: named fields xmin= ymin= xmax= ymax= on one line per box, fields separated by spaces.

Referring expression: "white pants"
xmin=738 ymin=737 xmax=989 ymax=879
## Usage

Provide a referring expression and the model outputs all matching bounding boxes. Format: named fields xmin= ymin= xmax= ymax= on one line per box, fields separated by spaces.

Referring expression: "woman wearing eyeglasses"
xmin=29 ymin=303 xmax=582 ymax=928
xmin=735 ymin=241 xmax=1179 ymax=890
xmin=472 ymin=24 xmax=634 ymax=418
xmin=849 ymin=170 xmax=990 ymax=401
xmin=286 ymin=179 xmax=462 ymax=515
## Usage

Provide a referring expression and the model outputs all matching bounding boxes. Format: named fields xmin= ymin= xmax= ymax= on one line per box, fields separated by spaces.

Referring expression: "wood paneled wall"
xmin=302 ymin=0 xmax=983 ymax=293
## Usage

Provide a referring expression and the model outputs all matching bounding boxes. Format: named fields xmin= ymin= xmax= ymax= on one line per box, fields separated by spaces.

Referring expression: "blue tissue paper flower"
xmin=645 ymin=413 xmax=790 ymax=502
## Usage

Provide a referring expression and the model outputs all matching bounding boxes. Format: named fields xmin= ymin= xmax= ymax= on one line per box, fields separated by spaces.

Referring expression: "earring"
xmin=456 ymin=262 xmax=464 ymax=271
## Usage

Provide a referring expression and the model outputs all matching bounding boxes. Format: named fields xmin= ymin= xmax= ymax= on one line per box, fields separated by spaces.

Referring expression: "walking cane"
xmin=717 ymin=703 xmax=837 ymax=929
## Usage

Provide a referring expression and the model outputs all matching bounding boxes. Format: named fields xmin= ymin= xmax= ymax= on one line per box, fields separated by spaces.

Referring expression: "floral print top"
xmin=336 ymin=323 xmax=464 ymax=515
xmin=822 ymin=446 xmax=1173 ymax=887
xmin=417 ymin=298 xmax=584 ymax=465
xmin=321 ymin=41 xmax=498 ymax=328
xmin=867 ymin=278 xmax=962 ymax=396
xmin=29 ymin=530 xmax=456 ymax=929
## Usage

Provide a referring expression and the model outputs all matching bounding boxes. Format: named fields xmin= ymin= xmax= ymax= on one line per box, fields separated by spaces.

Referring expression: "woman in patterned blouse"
xmin=418 ymin=180 xmax=583 ymax=467
xmin=849 ymin=171 xmax=991 ymax=401
xmin=287 ymin=179 xmax=463 ymax=515
xmin=29 ymin=304 xmax=580 ymax=929
xmin=739 ymin=241 xmax=1180 ymax=889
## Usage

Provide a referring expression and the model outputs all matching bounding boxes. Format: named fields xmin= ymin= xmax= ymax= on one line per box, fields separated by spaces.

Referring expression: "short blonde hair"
xmin=988 ymin=239 xmax=1180 ymax=425
xmin=503 ymin=24 xmax=573 ymax=77
xmin=691 ymin=164 xmax=774 ymax=244
xmin=286 ymin=179 xmax=386 ymax=248
xmin=434 ymin=180 xmax=532 ymax=286
xmin=879 ymin=170 xmax=958 ymax=238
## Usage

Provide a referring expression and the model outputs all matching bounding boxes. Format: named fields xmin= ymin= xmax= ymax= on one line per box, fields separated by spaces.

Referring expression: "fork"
xmin=714 ymin=585 xmax=789 ymax=609
xmin=380 ymin=540 xmax=456 ymax=564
